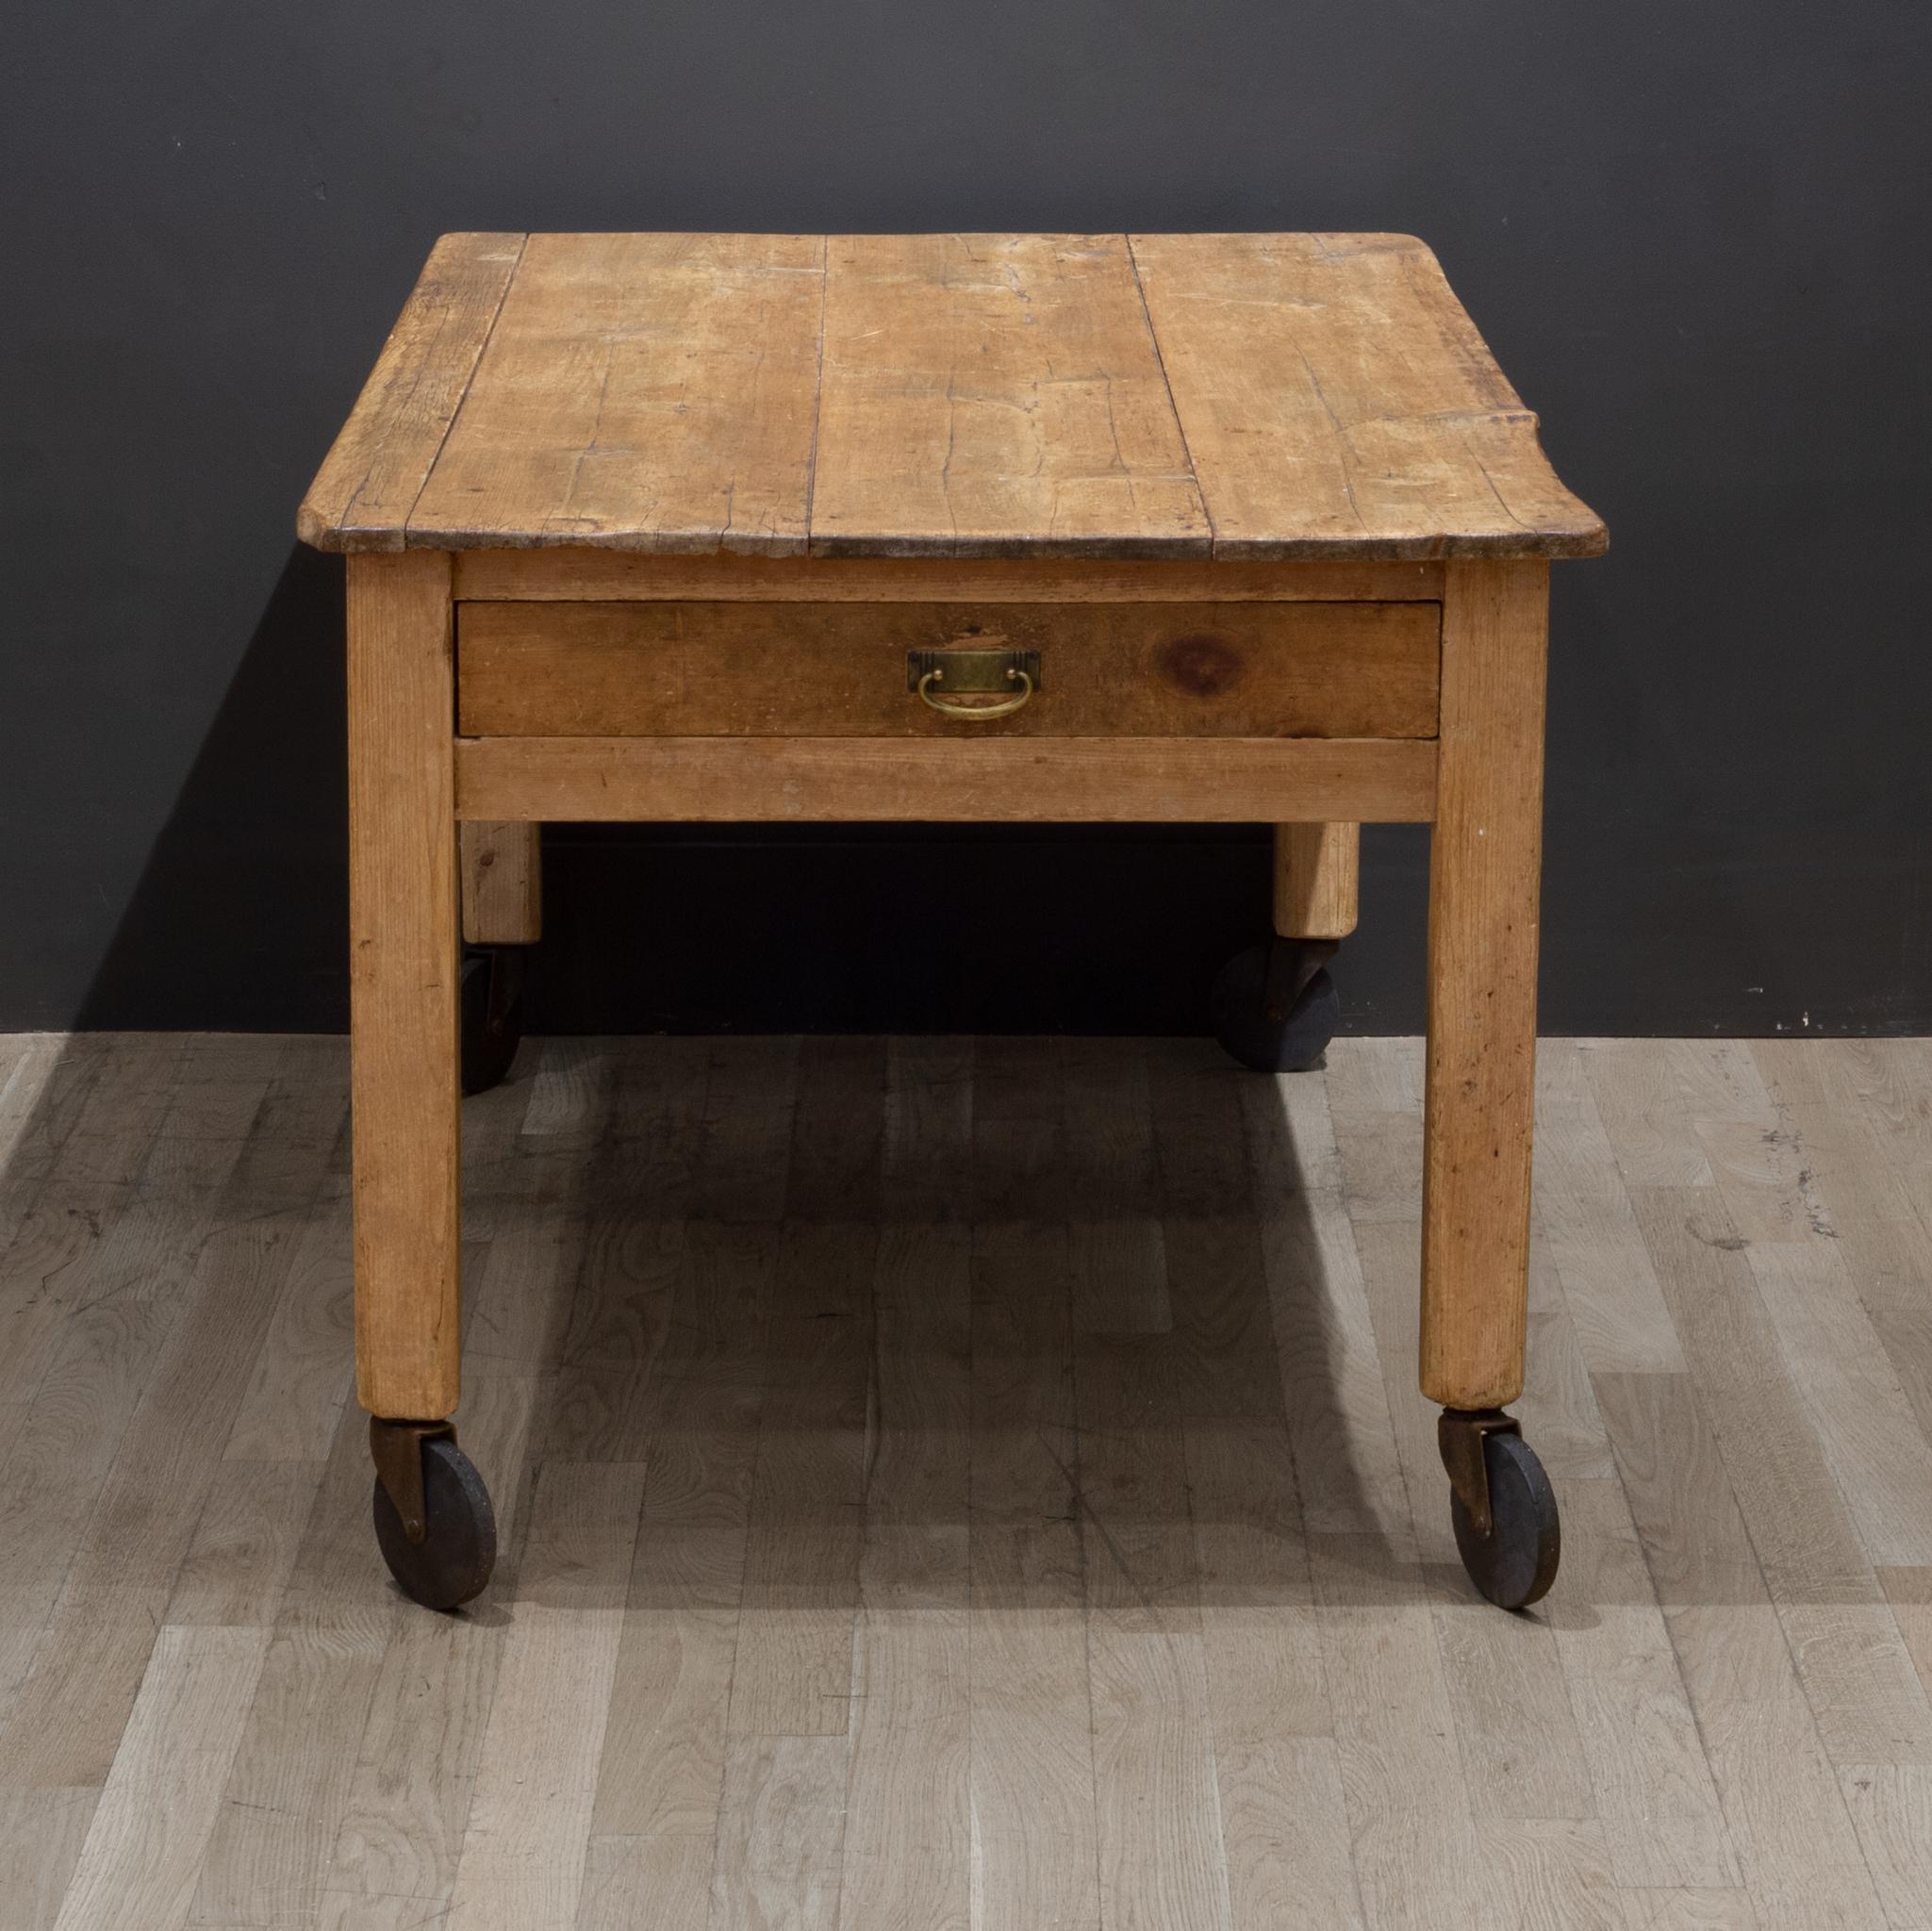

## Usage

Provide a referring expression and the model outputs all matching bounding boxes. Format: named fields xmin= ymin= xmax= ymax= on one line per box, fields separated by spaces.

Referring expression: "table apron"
xmin=452 ymin=734 xmax=1437 ymax=823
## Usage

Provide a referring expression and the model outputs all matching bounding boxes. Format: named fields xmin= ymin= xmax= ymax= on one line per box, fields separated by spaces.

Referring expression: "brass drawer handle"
xmin=916 ymin=666 xmax=1033 ymax=718
xmin=907 ymin=645 xmax=1040 ymax=719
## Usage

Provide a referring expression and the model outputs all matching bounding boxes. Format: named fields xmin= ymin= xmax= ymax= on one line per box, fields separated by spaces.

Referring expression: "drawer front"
xmin=455 ymin=599 xmax=1441 ymax=739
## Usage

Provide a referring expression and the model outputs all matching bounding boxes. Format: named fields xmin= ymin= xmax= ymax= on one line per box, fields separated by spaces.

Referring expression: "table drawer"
xmin=455 ymin=599 xmax=1440 ymax=739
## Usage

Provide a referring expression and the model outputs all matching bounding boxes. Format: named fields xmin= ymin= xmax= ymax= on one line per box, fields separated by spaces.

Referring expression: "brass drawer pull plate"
xmin=907 ymin=645 xmax=1041 ymax=719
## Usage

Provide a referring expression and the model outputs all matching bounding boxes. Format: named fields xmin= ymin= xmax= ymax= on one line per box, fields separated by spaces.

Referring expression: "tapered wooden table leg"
xmin=350 ymin=553 xmax=497 ymax=1609
xmin=347 ymin=551 xmax=463 ymax=1424
xmin=1422 ymin=559 xmax=1560 ymax=1608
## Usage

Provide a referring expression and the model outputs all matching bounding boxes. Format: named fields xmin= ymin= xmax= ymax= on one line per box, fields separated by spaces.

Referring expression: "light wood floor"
xmin=1 ymin=1032 xmax=1930 ymax=1930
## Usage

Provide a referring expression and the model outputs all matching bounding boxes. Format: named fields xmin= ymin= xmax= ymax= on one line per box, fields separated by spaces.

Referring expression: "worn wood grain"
xmin=1129 ymin=231 xmax=1606 ymax=560
xmin=409 ymin=232 xmax=825 ymax=555
xmin=303 ymin=231 xmax=1600 ymax=562
xmin=347 ymin=550 xmax=461 ymax=1421
xmin=298 ymin=234 xmax=525 ymax=553
xmin=810 ymin=231 xmax=1208 ymax=558
xmin=1419 ymin=559 xmax=1549 ymax=1409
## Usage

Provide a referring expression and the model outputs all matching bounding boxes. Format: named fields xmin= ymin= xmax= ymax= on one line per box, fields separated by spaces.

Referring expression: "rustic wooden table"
xmin=300 ymin=231 xmax=1604 ymax=1612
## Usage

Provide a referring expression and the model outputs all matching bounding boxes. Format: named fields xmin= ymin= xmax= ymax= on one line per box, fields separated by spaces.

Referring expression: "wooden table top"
xmin=300 ymin=231 xmax=1604 ymax=564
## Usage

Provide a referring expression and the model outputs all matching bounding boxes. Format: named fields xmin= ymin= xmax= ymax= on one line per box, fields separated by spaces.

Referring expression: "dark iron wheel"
xmin=1449 ymin=1428 xmax=1560 ymax=1610
xmin=372 ymin=1435 xmax=498 ymax=1611
xmin=460 ymin=946 xmax=524 ymax=1097
xmin=1210 ymin=938 xmax=1341 ymax=1073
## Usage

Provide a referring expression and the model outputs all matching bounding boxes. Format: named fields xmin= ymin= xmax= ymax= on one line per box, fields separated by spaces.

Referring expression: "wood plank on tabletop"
xmin=297 ymin=232 xmax=525 ymax=552
xmin=810 ymin=232 xmax=1210 ymax=558
xmin=1129 ymin=231 xmax=1607 ymax=559
xmin=409 ymin=232 xmax=824 ymax=555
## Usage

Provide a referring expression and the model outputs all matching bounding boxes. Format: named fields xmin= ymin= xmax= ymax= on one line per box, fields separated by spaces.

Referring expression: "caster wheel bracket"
xmin=370 ymin=1416 xmax=456 ymax=1546
xmin=1437 ymin=1407 xmax=1519 ymax=1539
xmin=1262 ymin=935 xmax=1337 ymax=1023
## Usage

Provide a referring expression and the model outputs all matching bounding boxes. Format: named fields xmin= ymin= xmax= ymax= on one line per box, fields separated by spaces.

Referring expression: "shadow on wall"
xmin=69 ymin=547 xmax=1431 ymax=1038
xmin=73 ymin=547 xmax=353 ymax=1032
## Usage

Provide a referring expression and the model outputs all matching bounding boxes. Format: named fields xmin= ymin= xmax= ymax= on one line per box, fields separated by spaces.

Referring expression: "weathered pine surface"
xmin=3 ymin=1030 xmax=1930 ymax=1929
xmin=300 ymin=232 xmax=1605 ymax=562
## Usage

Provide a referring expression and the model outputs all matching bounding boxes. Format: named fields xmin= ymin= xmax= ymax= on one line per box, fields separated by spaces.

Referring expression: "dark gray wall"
xmin=5 ymin=2 xmax=1927 ymax=1036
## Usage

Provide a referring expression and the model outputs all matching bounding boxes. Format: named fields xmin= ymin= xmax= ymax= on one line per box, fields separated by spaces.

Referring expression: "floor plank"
xmin=51 ymin=1626 xmax=270 ymax=1931
xmin=444 ymin=1460 xmax=645 ymax=1931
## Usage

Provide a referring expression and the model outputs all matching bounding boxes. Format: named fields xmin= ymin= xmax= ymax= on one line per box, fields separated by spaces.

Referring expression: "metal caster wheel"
xmin=1210 ymin=937 xmax=1340 ymax=1072
xmin=371 ymin=1419 xmax=497 ymax=1611
xmin=1440 ymin=1410 xmax=1560 ymax=1610
xmin=460 ymin=946 xmax=525 ymax=1097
